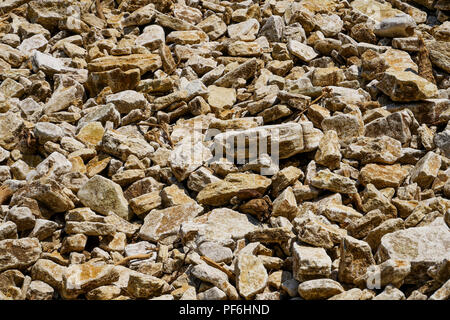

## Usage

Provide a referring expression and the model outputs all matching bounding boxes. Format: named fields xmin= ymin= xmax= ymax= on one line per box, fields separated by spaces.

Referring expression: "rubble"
xmin=0 ymin=0 xmax=448 ymax=301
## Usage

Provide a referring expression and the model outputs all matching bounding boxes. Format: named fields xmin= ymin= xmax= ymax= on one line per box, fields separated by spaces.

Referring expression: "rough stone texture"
xmin=77 ymin=175 xmax=130 ymax=221
xmin=0 ymin=238 xmax=42 ymax=272
xmin=235 ymin=254 xmax=268 ymax=300
xmin=139 ymin=203 xmax=203 ymax=242
xmin=0 ymin=0 xmax=448 ymax=302
xmin=292 ymin=243 xmax=332 ymax=282
xmin=376 ymin=218 xmax=450 ymax=285
xmin=338 ymin=236 xmax=376 ymax=285
xmin=298 ymin=279 xmax=344 ymax=300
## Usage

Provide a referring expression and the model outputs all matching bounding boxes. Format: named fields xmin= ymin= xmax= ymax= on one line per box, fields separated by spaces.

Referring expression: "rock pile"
xmin=0 ymin=0 xmax=449 ymax=300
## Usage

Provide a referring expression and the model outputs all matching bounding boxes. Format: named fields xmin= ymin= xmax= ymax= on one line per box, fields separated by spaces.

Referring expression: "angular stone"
xmin=87 ymin=54 xmax=161 ymax=75
xmin=87 ymin=68 xmax=140 ymax=96
xmin=127 ymin=272 xmax=168 ymax=299
xmin=62 ymin=263 xmax=120 ymax=299
xmin=65 ymin=221 xmax=116 ymax=237
xmin=259 ymin=15 xmax=284 ymax=42
xmin=27 ymin=178 xmax=75 ymax=213
xmin=377 ymin=70 xmax=438 ymax=102
xmin=197 ymin=173 xmax=271 ymax=206
xmin=376 ymin=218 xmax=450 ymax=284
xmin=319 ymin=202 xmax=363 ymax=226
xmin=190 ymin=263 xmax=238 ymax=300
xmin=410 ymin=151 xmax=441 ymax=189
xmin=112 ymin=169 xmax=145 ymax=187
xmin=166 ymin=30 xmax=208 ymax=45
xmin=86 ymin=285 xmax=122 ymax=300
xmin=0 ymin=111 xmax=24 ymax=150
xmin=272 ymin=187 xmax=298 ymax=220
xmin=298 ymin=279 xmax=344 ymax=300
xmin=228 ymin=19 xmax=260 ymax=41
xmin=321 ymin=113 xmax=364 ymax=142
xmin=310 ymin=169 xmax=357 ymax=194
xmin=214 ymin=58 xmax=258 ymax=87
xmin=364 ymin=110 xmax=418 ymax=146
xmin=169 ymin=140 xmax=213 ymax=182
xmin=161 ymin=184 xmax=195 ymax=207
xmin=195 ymin=208 xmax=260 ymax=242
xmin=27 ymin=280 xmax=54 ymax=300
xmin=0 ymin=222 xmax=17 ymax=241
xmin=374 ymin=14 xmax=416 ymax=38
xmin=105 ymin=90 xmax=147 ymax=114
xmin=135 ymin=25 xmax=164 ymax=50
xmin=293 ymin=211 xmax=346 ymax=249
xmin=60 ymin=234 xmax=87 ymax=254
xmin=366 ymin=218 xmax=405 ymax=251
xmin=429 ymin=279 xmax=450 ymax=301
xmin=187 ymin=167 xmax=221 ymax=192
xmin=271 ymin=166 xmax=304 ymax=197
xmin=347 ymin=209 xmax=385 ymax=239
xmin=207 ymin=85 xmax=236 ymax=111
xmin=361 ymin=184 xmax=397 ymax=218
xmin=129 ymin=191 xmax=162 ymax=217
xmin=77 ymin=175 xmax=130 ymax=220
xmin=245 ymin=227 xmax=294 ymax=244
xmin=338 ymin=236 xmax=376 ymax=284
xmin=198 ymin=242 xmax=233 ymax=264
xmin=44 ymin=75 xmax=84 ymax=115
xmin=100 ymin=130 xmax=154 ymax=162
xmin=5 ymin=206 xmax=35 ymax=231
xmin=76 ymin=122 xmax=104 ymax=147
xmin=0 ymin=238 xmax=42 ymax=272
xmin=315 ymin=130 xmax=341 ymax=170
xmin=197 ymin=14 xmax=227 ymax=41
xmin=359 ymin=164 xmax=408 ymax=188
xmin=139 ymin=203 xmax=203 ymax=242
xmin=292 ymin=243 xmax=332 ymax=282
xmin=360 ymin=259 xmax=411 ymax=289
xmin=343 ymin=136 xmax=403 ymax=164
xmin=236 ymin=254 xmax=268 ymax=300
xmin=373 ymin=285 xmax=405 ymax=300
xmin=287 ymin=39 xmax=318 ymax=62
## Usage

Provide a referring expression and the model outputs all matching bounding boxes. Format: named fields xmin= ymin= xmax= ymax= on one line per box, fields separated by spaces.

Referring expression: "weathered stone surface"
xmin=377 ymin=70 xmax=438 ymax=102
xmin=139 ymin=203 xmax=203 ymax=242
xmin=364 ymin=110 xmax=418 ymax=146
xmin=321 ymin=113 xmax=364 ymax=142
xmin=105 ymin=90 xmax=147 ymax=114
xmin=294 ymin=211 xmax=346 ymax=249
xmin=62 ymin=263 xmax=120 ymax=299
xmin=292 ymin=243 xmax=331 ymax=282
xmin=78 ymin=175 xmax=130 ymax=221
xmin=127 ymin=272 xmax=167 ymax=299
xmin=315 ymin=130 xmax=341 ymax=170
xmin=195 ymin=208 xmax=260 ymax=243
xmin=359 ymin=164 xmax=408 ymax=188
xmin=298 ymin=279 xmax=344 ymax=300
xmin=236 ymin=254 xmax=268 ymax=300
xmin=343 ymin=136 xmax=403 ymax=164
xmin=214 ymin=58 xmax=258 ymax=87
xmin=366 ymin=218 xmax=405 ymax=251
xmin=338 ymin=236 xmax=376 ymax=284
xmin=197 ymin=173 xmax=271 ymax=206
xmin=100 ymin=130 xmax=155 ymax=162
xmin=0 ymin=0 xmax=447 ymax=302
xmin=410 ymin=151 xmax=441 ymax=189
xmin=376 ymin=218 xmax=450 ymax=284
xmin=310 ymin=169 xmax=357 ymax=194
xmin=0 ymin=238 xmax=42 ymax=272
xmin=169 ymin=139 xmax=213 ymax=182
